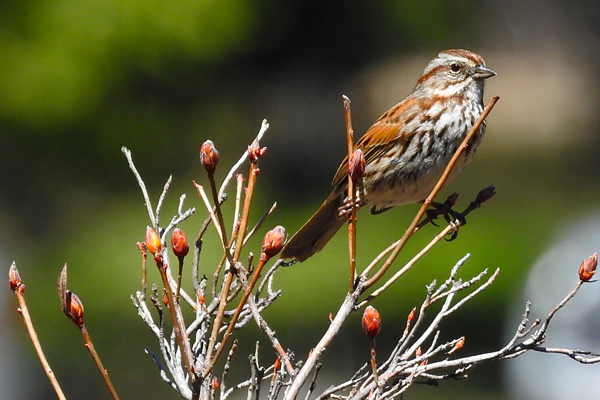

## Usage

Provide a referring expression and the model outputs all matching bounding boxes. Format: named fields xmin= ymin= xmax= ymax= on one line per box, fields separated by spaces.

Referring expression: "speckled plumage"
xmin=282 ymin=50 xmax=496 ymax=262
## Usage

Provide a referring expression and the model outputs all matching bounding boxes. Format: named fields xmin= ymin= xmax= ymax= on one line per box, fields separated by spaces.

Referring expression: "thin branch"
xmin=156 ymin=175 xmax=173 ymax=229
xmin=243 ymin=202 xmax=278 ymax=246
xmin=343 ymin=95 xmax=358 ymax=294
xmin=80 ymin=325 xmax=121 ymax=400
xmin=218 ymin=120 xmax=269 ymax=199
xmin=9 ymin=263 xmax=67 ymax=400
xmin=358 ymin=224 xmax=458 ymax=308
xmin=122 ymin=146 xmax=156 ymax=228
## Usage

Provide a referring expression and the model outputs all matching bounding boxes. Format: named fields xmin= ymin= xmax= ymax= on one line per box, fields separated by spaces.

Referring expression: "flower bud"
xmin=212 ymin=377 xmax=219 ymax=391
xmin=9 ymin=262 xmax=22 ymax=292
xmin=145 ymin=226 xmax=162 ymax=255
xmin=362 ymin=305 xmax=381 ymax=339
xmin=579 ymin=253 xmax=598 ymax=282
xmin=65 ymin=291 xmax=84 ymax=326
xmin=171 ymin=228 xmax=189 ymax=260
xmin=476 ymin=185 xmax=496 ymax=204
xmin=273 ymin=357 xmax=281 ymax=374
xmin=448 ymin=336 xmax=465 ymax=355
xmin=261 ymin=225 xmax=286 ymax=259
xmin=415 ymin=347 xmax=422 ymax=357
xmin=407 ymin=307 xmax=416 ymax=323
xmin=200 ymin=140 xmax=220 ymax=173
xmin=348 ymin=149 xmax=365 ymax=183
xmin=162 ymin=291 xmax=169 ymax=309
xmin=248 ymin=140 xmax=267 ymax=163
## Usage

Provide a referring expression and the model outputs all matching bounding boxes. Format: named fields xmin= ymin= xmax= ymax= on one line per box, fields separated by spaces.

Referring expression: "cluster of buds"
xmin=579 ymin=253 xmax=598 ymax=282
xmin=248 ymin=139 xmax=267 ymax=164
xmin=348 ymin=149 xmax=365 ymax=183
xmin=200 ymin=140 xmax=220 ymax=173
xmin=362 ymin=305 xmax=381 ymax=340
xmin=171 ymin=228 xmax=190 ymax=260
xmin=261 ymin=225 xmax=286 ymax=260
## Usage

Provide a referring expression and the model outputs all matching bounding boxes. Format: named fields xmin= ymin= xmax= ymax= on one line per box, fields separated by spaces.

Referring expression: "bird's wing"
xmin=332 ymin=98 xmax=418 ymax=187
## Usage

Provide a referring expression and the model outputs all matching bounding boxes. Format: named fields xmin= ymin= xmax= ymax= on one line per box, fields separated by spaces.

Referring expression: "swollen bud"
xmin=579 ymin=253 xmax=598 ymax=282
xmin=171 ymin=228 xmax=190 ymax=260
xmin=145 ymin=226 xmax=162 ymax=256
xmin=9 ymin=262 xmax=22 ymax=292
xmin=362 ymin=305 xmax=381 ymax=339
xmin=200 ymin=140 xmax=220 ymax=173
xmin=407 ymin=307 xmax=416 ymax=323
xmin=64 ymin=291 xmax=84 ymax=327
xmin=273 ymin=357 xmax=281 ymax=374
xmin=476 ymin=185 xmax=496 ymax=204
xmin=262 ymin=226 xmax=286 ymax=259
xmin=348 ymin=149 xmax=365 ymax=183
xmin=415 ymin=347 xmax=422 ymax=357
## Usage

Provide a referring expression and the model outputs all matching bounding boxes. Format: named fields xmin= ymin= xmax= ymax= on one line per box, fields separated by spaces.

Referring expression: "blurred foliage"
xmin=3 ymin=0 xmax=600 ymax=399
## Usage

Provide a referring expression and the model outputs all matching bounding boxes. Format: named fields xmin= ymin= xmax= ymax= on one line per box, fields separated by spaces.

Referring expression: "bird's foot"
xmin=338 ymin=195 xmax=364 ymax=218
xmin=417 ymin=192 xmax=466 ymax=240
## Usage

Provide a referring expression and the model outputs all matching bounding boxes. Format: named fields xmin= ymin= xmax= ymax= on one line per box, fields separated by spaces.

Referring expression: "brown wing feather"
xmin=332 ymin=97 xmax=418 ymax=186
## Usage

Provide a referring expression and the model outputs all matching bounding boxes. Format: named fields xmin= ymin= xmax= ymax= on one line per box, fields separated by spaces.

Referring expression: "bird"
xmin=280 ymin=49 xmax=496 ymax=262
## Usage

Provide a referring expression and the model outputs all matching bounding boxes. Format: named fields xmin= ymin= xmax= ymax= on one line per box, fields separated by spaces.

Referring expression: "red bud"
xmin=407 ymin=307 xmax=416 ymax=322
xmin=579 ymin=253 xmax=598 ymax=282
xmin=65 ymin=291 xmax=84 ymax=326
xmin=348 ymin=149 xmax=365 ymax=182
xmin=200 ymin=140 xmax=220 ymax=173
xmin=212 ymin=377 xmax=219 ymax=391
xmin=171 ymin=228 xmax=189 ymax=259
xmin=362 ymin=305 xmax=381 ymax=339
xmin=449 ymin=337 xmax=465 ymax=355
xmin=415 ymin=347 xmax=422 ymax=357
xmin=273 ymin=357 xmax=281 ymax=374
xmin=145 ymin=226 xmax=162 ymax=255
xmin=162 ymin=292 xmax=169 ymax=309
xmin=261 ymin=226 xmax=286 ymax=259
xmin=9 ymin=262 xmax=22 ymax=292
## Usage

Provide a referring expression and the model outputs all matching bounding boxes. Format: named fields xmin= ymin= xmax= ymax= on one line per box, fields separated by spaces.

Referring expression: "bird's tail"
xmin=280 ymin=192 xmax=346 ymax=262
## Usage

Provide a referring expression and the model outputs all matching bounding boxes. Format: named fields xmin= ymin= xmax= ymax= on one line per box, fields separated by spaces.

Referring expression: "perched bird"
xmin=281 ymin=49 xmax=496 ymax=262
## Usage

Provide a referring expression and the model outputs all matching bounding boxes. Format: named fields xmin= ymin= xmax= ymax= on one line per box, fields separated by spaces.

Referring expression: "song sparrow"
xmin=281 ymin=49 xmax=496 ymax=262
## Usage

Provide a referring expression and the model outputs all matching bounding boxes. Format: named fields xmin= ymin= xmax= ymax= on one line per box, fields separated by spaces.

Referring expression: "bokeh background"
xmin=2 ymin=1 xmax=600 ymax=399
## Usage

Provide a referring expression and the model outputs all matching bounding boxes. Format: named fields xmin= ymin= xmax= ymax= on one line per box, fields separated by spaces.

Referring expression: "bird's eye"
xmin=450 ymin=63 xmax=460 ymax=72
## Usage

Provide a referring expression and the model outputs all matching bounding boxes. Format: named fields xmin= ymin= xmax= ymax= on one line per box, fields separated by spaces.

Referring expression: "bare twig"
xmin=343 ymin=95 xmax=358 ymax=294
xmin=218 ymin=120 xmax=269 ymax=199
xmin=122 ymin=146 xmax=156 ymax=228
xmin=9 ymin=263 xmax=67 ymax=400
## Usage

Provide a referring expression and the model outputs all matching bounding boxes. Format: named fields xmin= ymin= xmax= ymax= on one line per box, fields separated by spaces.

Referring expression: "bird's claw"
xmin=338 ymin=195 xmax=364 ymax=218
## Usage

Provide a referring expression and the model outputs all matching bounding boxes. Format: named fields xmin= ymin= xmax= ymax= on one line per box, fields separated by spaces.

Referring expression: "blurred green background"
xmin=3 ymin=1 xmax=600 ymax=399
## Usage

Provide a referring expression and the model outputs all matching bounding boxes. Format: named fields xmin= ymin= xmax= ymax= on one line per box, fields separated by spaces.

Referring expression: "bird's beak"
xmin=471 ymin=64 xmax=496 ymax=80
